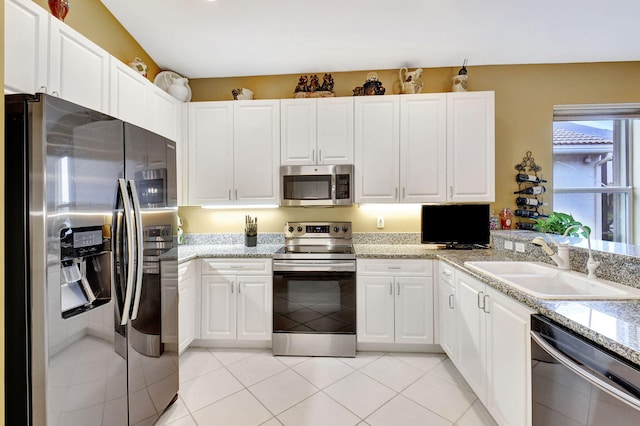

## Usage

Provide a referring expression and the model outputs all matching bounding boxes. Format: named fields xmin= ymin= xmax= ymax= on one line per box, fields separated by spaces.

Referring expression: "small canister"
xmin=499 ymin=208 xmax=513 ymax=230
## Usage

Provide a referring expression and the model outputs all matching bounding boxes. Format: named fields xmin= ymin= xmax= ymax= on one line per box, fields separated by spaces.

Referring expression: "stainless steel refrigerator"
xmin=5 ymin=93 xmax=179 ymax=425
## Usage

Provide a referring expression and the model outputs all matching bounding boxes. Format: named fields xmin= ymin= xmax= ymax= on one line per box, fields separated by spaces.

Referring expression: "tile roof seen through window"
xmin=553 ymin=122 xmax=613 ymax=146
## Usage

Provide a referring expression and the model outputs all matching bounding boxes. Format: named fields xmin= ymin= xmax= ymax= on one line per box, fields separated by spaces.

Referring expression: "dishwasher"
xmin=531 ymin=314 xmax=640 ymax=425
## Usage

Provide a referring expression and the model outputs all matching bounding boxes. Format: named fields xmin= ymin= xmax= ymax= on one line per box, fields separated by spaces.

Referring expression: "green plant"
xmin=534 ymin=212 xmax=591 ymax=238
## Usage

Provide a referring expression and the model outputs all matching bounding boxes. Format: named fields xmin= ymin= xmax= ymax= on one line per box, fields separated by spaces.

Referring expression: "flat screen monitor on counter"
xmin=421 ymin=204 xmax=490 ymax=249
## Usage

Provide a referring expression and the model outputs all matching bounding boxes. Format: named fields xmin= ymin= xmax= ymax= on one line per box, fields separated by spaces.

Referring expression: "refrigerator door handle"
xmin=128 ymin=179 xmax=145 ymax=321
xmin=119 ymin=178 xmax=136 ymax=326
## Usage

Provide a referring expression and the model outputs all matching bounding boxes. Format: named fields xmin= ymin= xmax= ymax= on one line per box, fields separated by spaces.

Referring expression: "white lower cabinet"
xmin=357 ymin=259 xmax=433 ymax=345
xmin=200 ymin=259 xmax=272 ymax=341
xmin=178 ymin=260 xmax=199 ymax=353
xmin=436 ymin=261 xmax=456 ymax=359
xmin=441 ymin=262 xmax=534 ymax=426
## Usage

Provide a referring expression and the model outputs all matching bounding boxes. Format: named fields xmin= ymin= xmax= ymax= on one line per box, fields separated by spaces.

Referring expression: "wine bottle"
xmin=515 ymin=209 xmax=548 ymax=219
xmin=458 ymin=59 xmax=468 ymax=75
xmin=516 ymin=222 xmax=537 ymax=230
xmin=514 ymin=186 xmax=546 ymax=195
xmin=515 ymin=174 xmax=547 ymax=184
xmin=516 ymin=197 xmax=548 ymax=207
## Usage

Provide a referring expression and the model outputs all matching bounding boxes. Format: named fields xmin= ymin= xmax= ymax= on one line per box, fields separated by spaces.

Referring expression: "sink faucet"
xmin=562 ymin=225 xmax=600 ymax=279
xmin=531 ymin=237 xmax=571 ymax=270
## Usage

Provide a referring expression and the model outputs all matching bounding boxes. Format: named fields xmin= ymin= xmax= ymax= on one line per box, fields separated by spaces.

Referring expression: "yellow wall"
xmin=32 ymin=0 xmax=161 ymax=79
xmin=182 ymin=62 xmax=640 ymax=234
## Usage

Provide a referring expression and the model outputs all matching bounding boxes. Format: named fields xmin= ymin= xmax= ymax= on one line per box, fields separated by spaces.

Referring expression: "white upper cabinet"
xmin=354 ymin=95 xmax=400 ymax=203
xmin=446 ymin=91 xmax=495 ymax=202
xmin=187 ymin=102 xmax=235 ymax=206
xmin=186 ymin=100 xmax=280 ymax=206
xmin=281 ymin=97 xmax=354 ymax=165
xmin=400 ymin=94 xmax=447 ymax=203
xmin=233 ymin=100 xmax=280 ymax=204
xmin=355 ymin=92 xmax=494 ymax=204
xmin=49 ymin=17 xmax=110 ymax=113
xmin=5 ymin=0 xmax=49 ymax=94
xmin=109 ymin=57 xmax=149 ymax=129
xmin=148 ymin=85 xmax=182 ymax=142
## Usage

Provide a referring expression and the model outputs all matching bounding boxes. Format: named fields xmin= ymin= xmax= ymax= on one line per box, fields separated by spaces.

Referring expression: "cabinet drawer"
xmin=201 ymin=258 xmax=272 ymax=275
xmin=357 ymin=259 xmax=432 ymax=276
xmin=438 ymin=261 xmax=455 ymax=285
xmin=161 ymin=261 xmax=178 ymax=278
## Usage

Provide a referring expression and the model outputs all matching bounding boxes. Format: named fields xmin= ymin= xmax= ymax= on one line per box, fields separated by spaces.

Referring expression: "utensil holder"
xmin=244 ymin=235 xmax=257 ymax=247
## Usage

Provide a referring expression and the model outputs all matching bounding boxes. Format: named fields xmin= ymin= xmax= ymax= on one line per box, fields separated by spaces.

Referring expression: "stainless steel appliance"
xmin=5 ymin=93 xmax=178 ymax=425
xmin=531 ymin=315 xmax=640 ymax=425
xmin=280 ymin=164 xmax=353 ymax=207
xmin=272 ymin=221 xmax=356 ymax=357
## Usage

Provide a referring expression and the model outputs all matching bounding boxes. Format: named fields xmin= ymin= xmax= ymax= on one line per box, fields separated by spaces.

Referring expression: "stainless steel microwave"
xmin=280 ymin=164 xmax=353 ymax=207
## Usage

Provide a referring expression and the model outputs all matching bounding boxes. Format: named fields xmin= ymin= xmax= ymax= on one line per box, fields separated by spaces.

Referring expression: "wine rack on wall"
xmin=514 ymin=151 xmax=547 ymax=230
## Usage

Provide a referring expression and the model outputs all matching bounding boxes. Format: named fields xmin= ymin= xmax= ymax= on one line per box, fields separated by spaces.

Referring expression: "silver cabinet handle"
xmin=388 ymin=266 xmax=401 ymax=270
xmin=389 ymin=282 xmax=393 ymax=295
xmin=449 ymin=186 xmax=453 ymax=197
xmin=318 ymin=149 xmax=322 ymax=163
xmin=235 ymin=189 xmax=238 ymax=200
xmin=531 ymin=330 xmax=640 ymax=411
xmin=228 ymin=189 xmax=232 ymax=200
xmin=394 ymin=187 xmax=398 ymax=198
xmin=231 ymin=281 xmax=235 ymax=293
xmin=238 ymin=281 xmax=241 ymax=294
xmin=312 ymin=149 xmax=315 ymax=163
xmin=477 ymin=291 xmax=485 ymax=309
xmin=483 ymin=295 xmax=490 ymax=314
xmin=443 ymin=270 xmax=452 ymax=277
xmin=449 ymin=294 xmax=455 ymax=309
xmin=397 ymin=282 xmax=400 ymax=295
xmin=402 ymin=187 xmax=406 ymax=199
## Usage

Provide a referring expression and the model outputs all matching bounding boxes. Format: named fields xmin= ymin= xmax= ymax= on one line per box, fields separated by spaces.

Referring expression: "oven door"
xmin=273 ymin=265 xmax=356 ymax=335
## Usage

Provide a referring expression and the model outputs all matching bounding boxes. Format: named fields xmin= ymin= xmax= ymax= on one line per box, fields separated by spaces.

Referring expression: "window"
xmin=553 ymin=104 xmax=639 ymax=244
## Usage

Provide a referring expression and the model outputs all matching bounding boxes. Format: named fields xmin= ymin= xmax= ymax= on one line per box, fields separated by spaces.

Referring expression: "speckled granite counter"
xmin=177 ymin=244 xmax=282 ymax=262
xmin=173 ymin=238 xmax=640 ymax=366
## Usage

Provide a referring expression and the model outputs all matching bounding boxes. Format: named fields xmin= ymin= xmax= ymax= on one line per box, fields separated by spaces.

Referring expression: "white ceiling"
xmin=100 ymin=0 xmax=640 ymax=79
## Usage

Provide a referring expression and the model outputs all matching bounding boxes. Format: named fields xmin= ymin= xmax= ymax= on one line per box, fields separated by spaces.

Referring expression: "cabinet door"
xmin=394 ymin=276 xmax=434 ymax=344
xmin=455 ymin=272 xmax=487 ymax=400
xmin=48 ymin=18 xmax=110 ymax=113
xmin=236 ymin=275 xmax=272 ymax=341
xmin=233 ymin=100 xmax=280 ymax=204
xmin=400 ymin=94 xmax=447 ymax=203
xmin=281 ymin=98 xmax=316 ymax=165
xmin=356 ymin=275 xmax=395 ymax=343
xmin=437 ymin=277 xmax=456 ymax=359
xmin=201 ymin=275 xmax=236 ymax=340
xmin=187 ymin=102 xmax=234 ymax=205
xmin=178 ymin=261 xmax=197 ymax=353
xmin=109 ymin=57 xmax=149 ymax=129
xmin=149 ymin=85 xmax=181 ymax=142
xmin=5 ymin=0 xmax=48 ymax=94
xmin=317 ymin=97 xmax=354 ymax=164
xmin=446 ymin=91 xmax=495 ymax=202
xmin=354 ymin=96 xmax=400 ymax=203
xmin=485 ymin=287 xmax=533 ymax=426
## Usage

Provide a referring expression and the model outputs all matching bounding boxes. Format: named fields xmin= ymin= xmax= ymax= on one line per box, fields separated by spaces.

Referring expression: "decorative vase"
xmin=48 ymin=0 xmax=70 ymax=21
xmin=452 ymin=74 xmax=468 ymax=92
xmin=168 ymin=77 xmax=190 ymax=102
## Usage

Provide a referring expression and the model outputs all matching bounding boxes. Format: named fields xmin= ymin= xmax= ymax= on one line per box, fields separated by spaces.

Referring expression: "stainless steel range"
xmin=272 ymin=221 xmax=356 ymax=357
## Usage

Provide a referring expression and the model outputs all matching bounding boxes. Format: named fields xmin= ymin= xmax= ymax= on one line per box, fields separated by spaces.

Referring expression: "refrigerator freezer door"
xmin=124 ymin=123 xmax=179 ymax=424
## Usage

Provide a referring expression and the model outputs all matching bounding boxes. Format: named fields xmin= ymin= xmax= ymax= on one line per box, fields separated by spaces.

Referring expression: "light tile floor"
xmin=156 ymin=348 xmax=498 ymax=426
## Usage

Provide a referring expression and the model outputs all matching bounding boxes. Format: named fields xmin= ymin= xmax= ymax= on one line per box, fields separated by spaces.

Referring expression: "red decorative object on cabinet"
xmin=48 ymin=0 xmax=70 ymax=21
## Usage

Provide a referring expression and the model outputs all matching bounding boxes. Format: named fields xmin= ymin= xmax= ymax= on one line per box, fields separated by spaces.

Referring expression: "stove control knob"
xmin=333 ymin=226 xmax=339 ymax=233
xmin=342 ymin=226 xmax=349 ymax=232
xmin=287 ymin=226 xmax=294 ymax=233
xmin=297 ymin=226 xmax=303 ymax=232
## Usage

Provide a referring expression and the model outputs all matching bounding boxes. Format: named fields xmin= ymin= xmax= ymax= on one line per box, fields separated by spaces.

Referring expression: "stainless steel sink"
xmin=463 ymin=261 xmax=640 ymax=300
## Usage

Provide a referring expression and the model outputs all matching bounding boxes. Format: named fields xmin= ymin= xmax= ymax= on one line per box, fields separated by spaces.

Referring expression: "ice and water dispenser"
xmin=59 ymin=225 xmax=111 ymax=318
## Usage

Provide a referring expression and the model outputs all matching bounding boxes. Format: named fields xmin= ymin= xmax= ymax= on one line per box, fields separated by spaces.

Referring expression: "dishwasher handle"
xmin=531 ymin=330 xmax=640 ymax=411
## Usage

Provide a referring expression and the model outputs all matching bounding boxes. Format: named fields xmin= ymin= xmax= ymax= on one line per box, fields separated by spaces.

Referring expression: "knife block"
xmin=244 ymin=235 xmax=257 ymax=247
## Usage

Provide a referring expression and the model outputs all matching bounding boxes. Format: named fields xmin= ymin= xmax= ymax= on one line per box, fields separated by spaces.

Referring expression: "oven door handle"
xmin=531 ymin=330 xmax=640 ymax=411
xmin=273 ymin=261 xmax=355 ymax=272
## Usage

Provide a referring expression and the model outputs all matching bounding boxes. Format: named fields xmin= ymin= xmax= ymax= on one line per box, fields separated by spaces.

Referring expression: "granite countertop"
xmin=172 ymin=241 xmax=640 ymax=366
